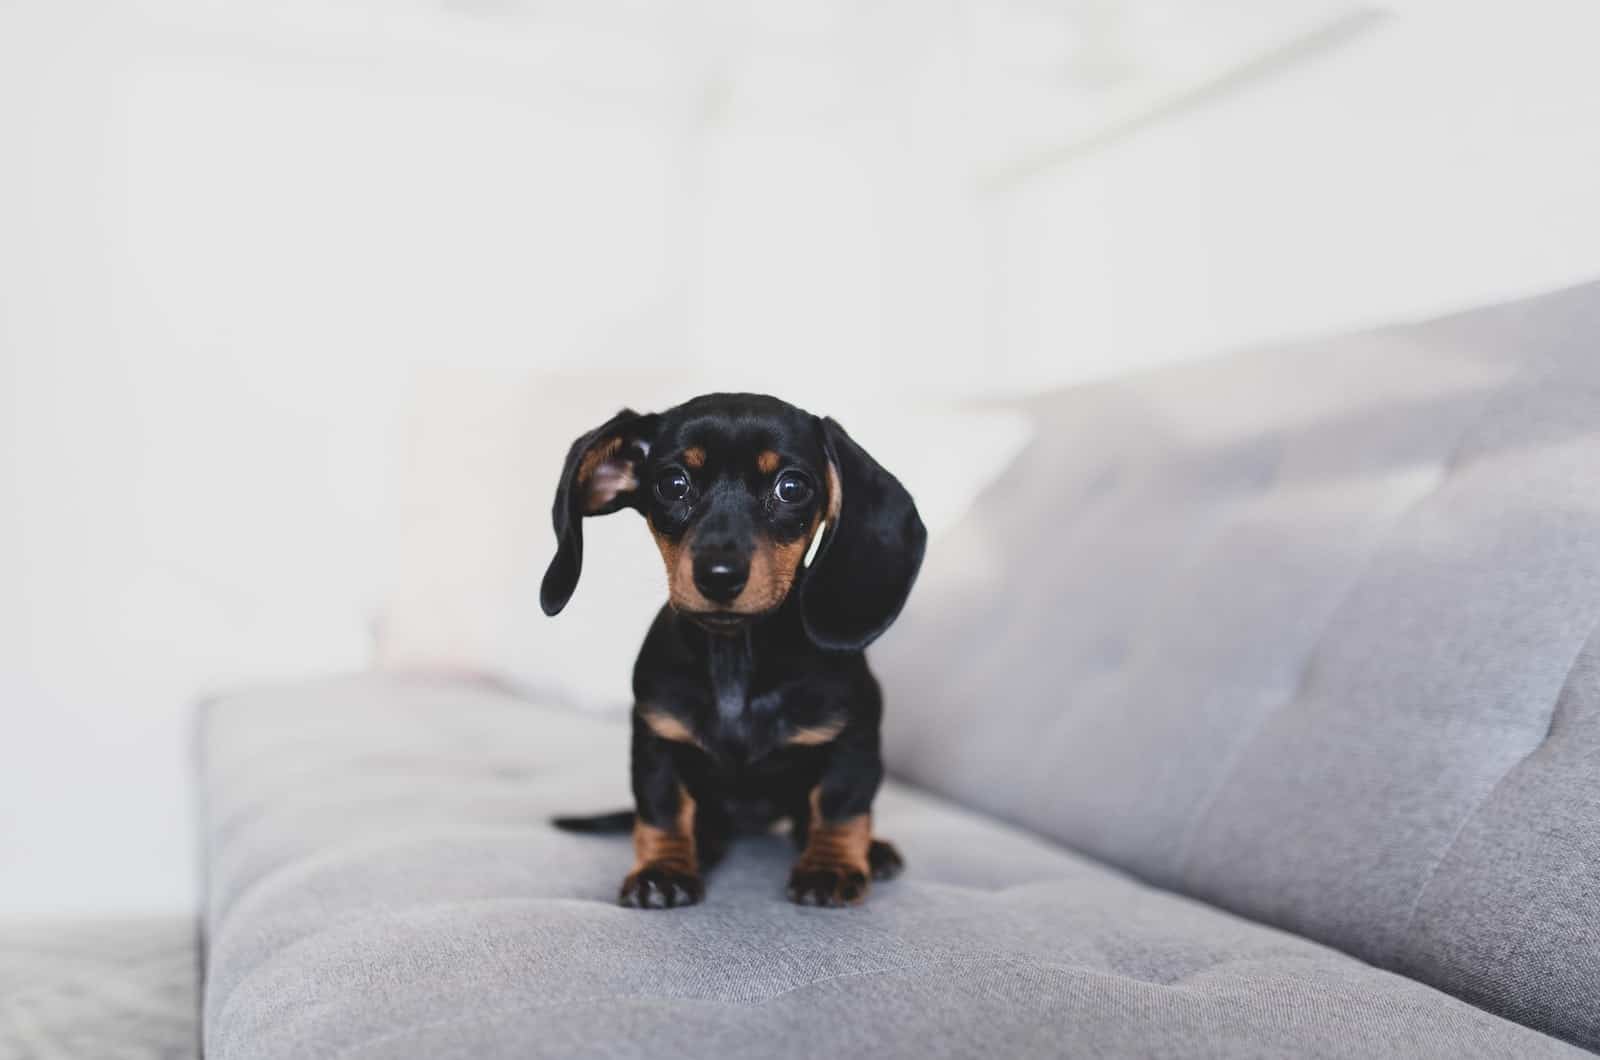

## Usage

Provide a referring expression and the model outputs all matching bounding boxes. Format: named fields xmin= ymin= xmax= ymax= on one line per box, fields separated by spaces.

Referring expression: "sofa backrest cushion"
xmin=875 ymin=281 xmax=1600 ymax=1050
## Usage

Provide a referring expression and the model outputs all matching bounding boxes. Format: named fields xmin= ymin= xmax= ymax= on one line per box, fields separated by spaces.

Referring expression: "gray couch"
xmin=198 ymin=282 xmax=1600 ymax=1058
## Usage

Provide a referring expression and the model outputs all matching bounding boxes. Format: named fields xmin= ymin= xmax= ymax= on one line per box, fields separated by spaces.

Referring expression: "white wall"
xmin=682 ymin=4 xmax=992 ymax=396
xmin=0 ymin=2 xmax=683 ymax=915
xmin=683 ymin=1 xmax=1600 ymax=395
xmin=988 ymin=1 xmax=1600 ymax=387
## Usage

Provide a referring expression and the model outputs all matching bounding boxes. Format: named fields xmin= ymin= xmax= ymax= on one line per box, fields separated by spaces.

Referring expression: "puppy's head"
xmin=540 ymin=393 xmax=925 ymax=651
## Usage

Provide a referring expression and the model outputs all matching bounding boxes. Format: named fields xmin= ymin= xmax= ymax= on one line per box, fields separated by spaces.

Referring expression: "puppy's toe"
xmin=786 ymin=863 xmax=869 ymax=907
xmin=618 ymin=864 xmax=704 ymax=909
xmin=868 ymin=838 xmax=904 ymax=881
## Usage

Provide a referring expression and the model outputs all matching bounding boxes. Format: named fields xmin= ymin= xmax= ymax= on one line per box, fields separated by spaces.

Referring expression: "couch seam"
xmin=320 ymin=956 xmax=1028 ymax=1060
xmin=1389 ymin=614 xmax=1592 ymax=969
xmin=1170 ymin=358 xmax=1511 ymax=882
xmin=318 ymin=952 xmax=1389 ymax=1060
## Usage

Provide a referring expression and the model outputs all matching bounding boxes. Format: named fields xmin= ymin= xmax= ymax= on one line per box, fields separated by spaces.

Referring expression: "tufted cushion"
xmin=197 ymin=675 xmax=1582 ymax=1059
xmin=876 ymin=280 xmax=1600 ymax=1050
xmin=0 ymin=916 xmax=197 ymax=1059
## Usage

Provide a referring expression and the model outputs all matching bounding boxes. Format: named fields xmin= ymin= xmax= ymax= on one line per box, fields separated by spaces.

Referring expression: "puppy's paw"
xmin=867 ymin=838 xmax=904 ymax=881
xmin=787 ymin=861 xmax=870 ymax=907
xmin=618 ymin=863 xmax=704 ymax=909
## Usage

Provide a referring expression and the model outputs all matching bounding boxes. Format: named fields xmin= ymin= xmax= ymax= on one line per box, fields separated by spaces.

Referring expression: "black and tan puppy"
xmin=545 ymin=393 xmax=926 ymax=909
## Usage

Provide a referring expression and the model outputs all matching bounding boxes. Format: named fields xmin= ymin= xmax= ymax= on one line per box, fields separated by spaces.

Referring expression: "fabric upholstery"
xmin=198 ymin=675 xmax=1583 ymax=1059
xmin=875 ymin=280 xmax=1600 ymax=1050
xmin=0 ymin=916 xmax=198 ymax=1059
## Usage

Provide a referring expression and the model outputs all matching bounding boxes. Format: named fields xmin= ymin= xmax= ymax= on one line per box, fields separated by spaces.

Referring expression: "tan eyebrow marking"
xmin=682 ymin=447 xmax=705 ymax=469
xmin=757 ymin=450 xmax=781 ymax=474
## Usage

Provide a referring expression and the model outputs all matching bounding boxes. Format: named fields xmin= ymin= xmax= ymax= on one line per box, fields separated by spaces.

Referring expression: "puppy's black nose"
xmin=692 ymin=553 xmax=748 ymax=604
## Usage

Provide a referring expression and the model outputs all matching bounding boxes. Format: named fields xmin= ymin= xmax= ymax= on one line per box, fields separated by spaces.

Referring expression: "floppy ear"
xmin=540 ymin=408 xmax=658 ymax=616
xmin=800 ymin=416 xmax=927 ymax=651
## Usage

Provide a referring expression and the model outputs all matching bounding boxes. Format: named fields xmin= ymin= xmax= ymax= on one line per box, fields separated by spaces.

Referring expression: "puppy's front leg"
xmin=787 ymin=738 xmax=893 ymax=907
xmin=618 ymin=718 xmax=704 ymax=909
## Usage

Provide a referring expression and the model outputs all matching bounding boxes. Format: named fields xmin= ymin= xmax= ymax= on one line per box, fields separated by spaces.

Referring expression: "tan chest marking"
xmin=784 ymin=717 xmax=848 ymax=746
xmin=640 ymin=707 xmax=702 ymax=747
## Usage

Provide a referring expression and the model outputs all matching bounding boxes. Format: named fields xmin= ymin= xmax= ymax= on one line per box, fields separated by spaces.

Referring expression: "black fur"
xmin=802 ymin=417 xmax=926 ymax=651
xmin=551 ymin=810 xmax=634 ymax=834
xmin=544 ymin=393 xmax=925 ymax=908
xmin=540 ymin=408 xmax=658 ymax=616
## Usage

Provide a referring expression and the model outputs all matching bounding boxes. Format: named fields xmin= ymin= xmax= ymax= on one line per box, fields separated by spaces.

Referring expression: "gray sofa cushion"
xmin=0 ymin=916 xmax=198 ymax=1060
xmin=199 ymin=675 xmax=1583 ymax=1059
xmin=875 ymin=280 xmax=1600 ymax=1050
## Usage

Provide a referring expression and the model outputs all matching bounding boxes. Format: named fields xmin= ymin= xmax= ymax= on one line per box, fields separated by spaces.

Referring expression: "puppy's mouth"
xmin=681 ymin=609 xmax=771 ymax=633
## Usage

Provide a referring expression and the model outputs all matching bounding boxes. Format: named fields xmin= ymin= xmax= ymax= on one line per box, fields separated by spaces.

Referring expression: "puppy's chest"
xmin=706 ymin=637 xmax=752 ymax=727
xmin=701 ymin=653 xmax=783 ymax=762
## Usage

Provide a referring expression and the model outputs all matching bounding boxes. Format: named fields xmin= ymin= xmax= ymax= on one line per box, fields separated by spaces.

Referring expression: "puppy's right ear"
xmin=540 ymin=408 xmax=658 ymax=616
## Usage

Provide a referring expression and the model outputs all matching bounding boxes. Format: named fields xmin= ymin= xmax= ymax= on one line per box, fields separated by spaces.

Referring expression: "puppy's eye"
xmin=773 ymin=471 xmax=813 ymax=505
xmin=655 ymin=467 xmax=691 ymax=502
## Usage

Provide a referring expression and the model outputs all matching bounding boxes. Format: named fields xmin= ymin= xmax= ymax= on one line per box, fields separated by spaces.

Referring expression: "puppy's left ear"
xmin=540 ymin=408 xmax=658 ymax=617
xmin=800 ymin=416 xmax=927 ymax=652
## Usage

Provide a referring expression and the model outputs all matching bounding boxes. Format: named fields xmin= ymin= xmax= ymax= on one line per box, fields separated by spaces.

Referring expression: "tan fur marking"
xmin=825 ymin=461 xmax=843 ymax=524
xmin=631 ymin=786 xmax=697 ymax=875
xmin=785 ymin=717 xmax=847 ymax=746
xmin=577 ymin=436 xmax=621 ymax=486
xmin=795 ymin=786 xmax=871 ymax=876
xmin=576 ymin=435 xmax=635 ymax=513
xmin=650 ymin=520 xmax=719 ymax=614
xmin=682 ymin=446 xmax=705 ymax=469
xmin=757 ymin=450 xmax=781 ymax=474
xmin=741 ymin=536 xmax=803 ymax=612
xmin=649 ymin=519 xmax=812 ymax=619
xmin=640 ymin=707 xmax=701 ymax=747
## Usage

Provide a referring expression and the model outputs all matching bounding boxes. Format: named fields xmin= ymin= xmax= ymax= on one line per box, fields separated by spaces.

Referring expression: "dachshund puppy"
xmin=545 ymin=393 xmax=926 ymax=908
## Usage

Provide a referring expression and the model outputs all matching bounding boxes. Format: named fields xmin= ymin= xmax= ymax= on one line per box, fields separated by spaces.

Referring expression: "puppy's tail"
xmin=551 ymin=809 xmax=635 ymax=834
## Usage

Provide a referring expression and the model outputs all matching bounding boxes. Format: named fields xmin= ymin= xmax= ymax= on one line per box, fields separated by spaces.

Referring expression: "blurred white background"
xmin=3 ymin=0 xmax=1599 ymax=916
